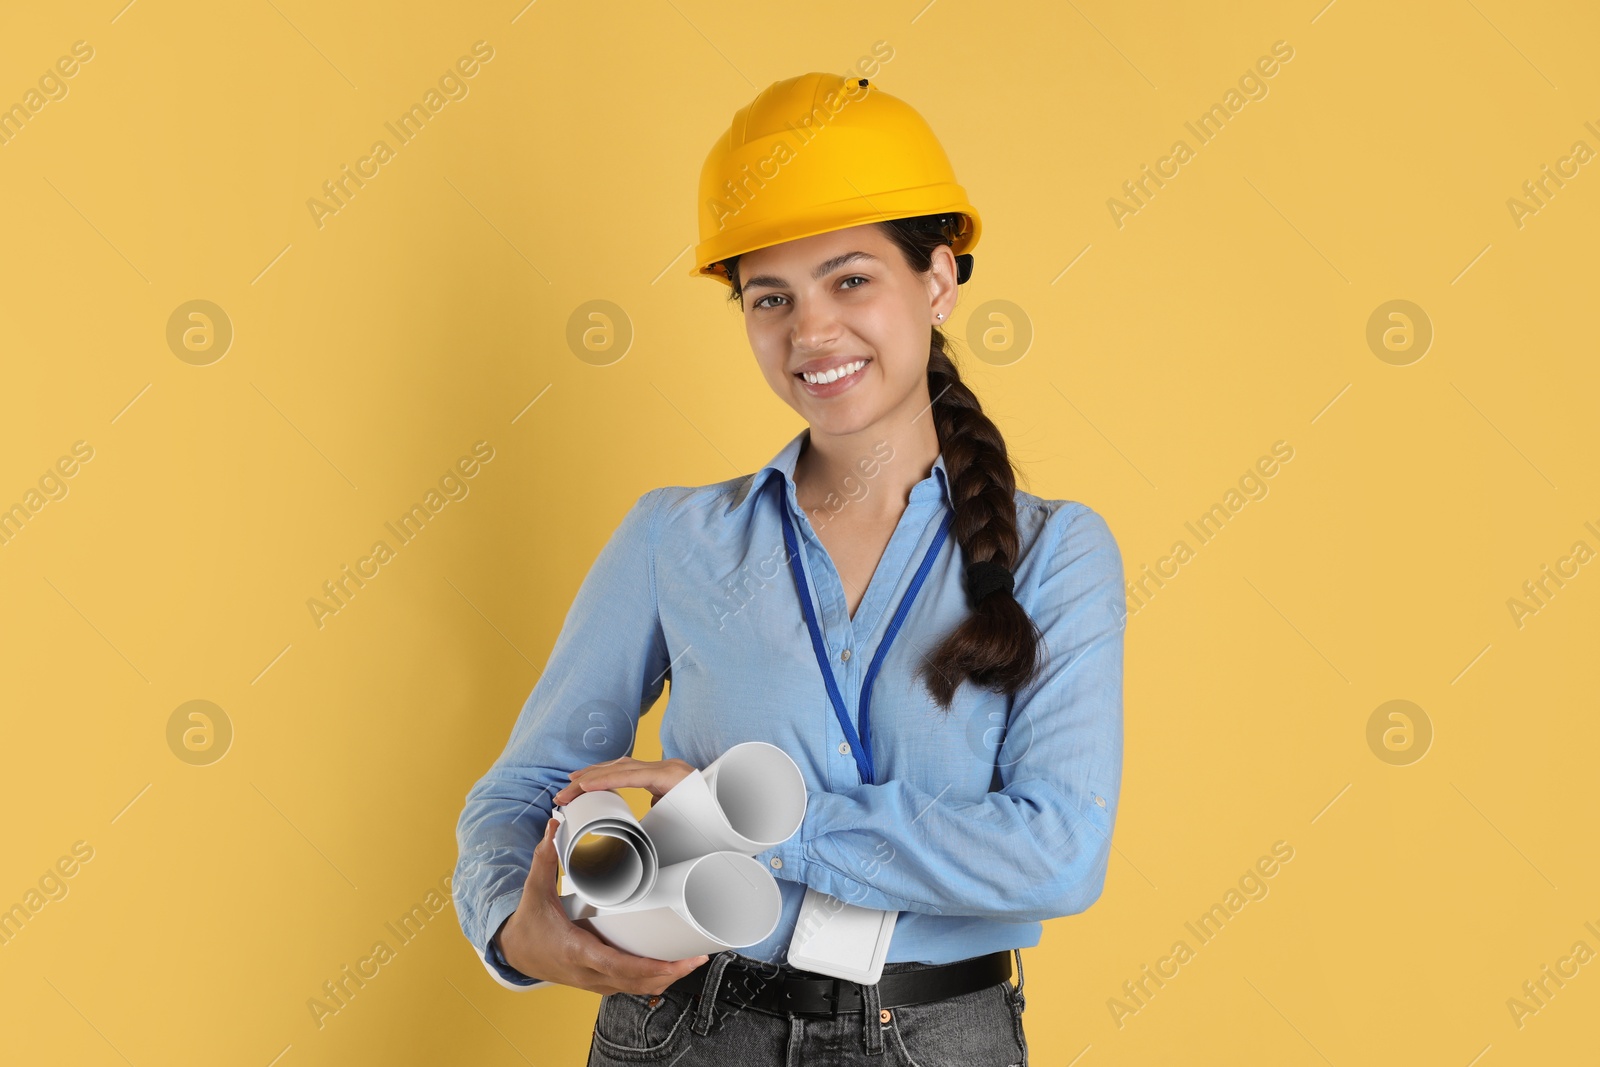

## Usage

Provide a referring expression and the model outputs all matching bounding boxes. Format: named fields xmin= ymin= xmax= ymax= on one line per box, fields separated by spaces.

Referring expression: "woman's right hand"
xmin=493 ymin=816 xmax=711 ymax=995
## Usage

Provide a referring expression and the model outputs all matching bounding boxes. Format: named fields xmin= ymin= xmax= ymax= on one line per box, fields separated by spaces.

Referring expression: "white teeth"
xmin=801 ymin=359 xmax=866 ymax=385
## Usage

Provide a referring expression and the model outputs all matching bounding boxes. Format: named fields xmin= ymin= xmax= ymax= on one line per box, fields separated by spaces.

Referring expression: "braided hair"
xmin=722 ymin=214 xmax=1045 ymax=711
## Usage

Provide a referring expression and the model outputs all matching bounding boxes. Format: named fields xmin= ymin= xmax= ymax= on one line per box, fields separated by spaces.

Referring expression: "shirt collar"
xmin=730 ymin=426 xmax=953 ymax=517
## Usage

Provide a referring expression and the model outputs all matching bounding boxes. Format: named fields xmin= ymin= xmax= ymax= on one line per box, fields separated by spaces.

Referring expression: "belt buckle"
xmin=787 ymin=974 xmax=845 ymax=1017
xmin=816 ymin=975 xmax=859 ymax=1016
xmin=822 ymin=977 xmax=845 ymax=1014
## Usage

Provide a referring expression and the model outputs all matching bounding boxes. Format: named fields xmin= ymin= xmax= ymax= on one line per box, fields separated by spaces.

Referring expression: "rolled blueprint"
xmin=552 ymin=788 xmax=658 ymax=909
xmin=640 ymin=740 xmax=807 ymax=866
xmin=554 ymin=741 xmax=807 ymax=959
xmin=568 ymin=852 xmax=783 ymax=960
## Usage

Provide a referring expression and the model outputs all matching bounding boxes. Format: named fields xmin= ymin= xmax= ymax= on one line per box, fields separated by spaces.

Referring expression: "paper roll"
xmin=553 ymin=788 xmax=658 ymax=909
xmin=573 ymin=852 xmax=783 ymax=958
xmin=554 ymin=741 xmax=807 ymax=959
xmin=639 ymin=741 xmax=807 ymax=868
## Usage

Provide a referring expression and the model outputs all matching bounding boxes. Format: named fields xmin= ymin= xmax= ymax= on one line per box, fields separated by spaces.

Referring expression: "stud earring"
xmin=936 ymin=312 xmax=945 ymax=320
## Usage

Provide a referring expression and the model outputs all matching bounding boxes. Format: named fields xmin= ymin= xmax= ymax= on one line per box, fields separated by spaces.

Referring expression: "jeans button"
xmin=879 ymin=1008 xmax=891 ymax=1023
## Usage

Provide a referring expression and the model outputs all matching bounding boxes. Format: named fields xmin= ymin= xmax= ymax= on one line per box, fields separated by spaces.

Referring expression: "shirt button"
xmin=840 ymin=648 xmax=851 ymax=662
xmin=770 ymin=857 xmax=783 ymax=869
xmin=1095 ymin=795 xmax=1106 ymax=807
xmin=838 ymin=742 xmax=850 ymax=755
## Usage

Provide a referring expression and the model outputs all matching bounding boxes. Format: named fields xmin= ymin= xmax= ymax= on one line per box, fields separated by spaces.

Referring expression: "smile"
xmin=797 ymin=359 xmax=869 ymax=385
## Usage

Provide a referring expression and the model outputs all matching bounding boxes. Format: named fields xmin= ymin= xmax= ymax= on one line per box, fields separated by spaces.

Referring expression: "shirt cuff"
xmin=759 ymin=814 xmax=812 ymax=883
xmin=476 ymin=892 xmax=552 ymax=990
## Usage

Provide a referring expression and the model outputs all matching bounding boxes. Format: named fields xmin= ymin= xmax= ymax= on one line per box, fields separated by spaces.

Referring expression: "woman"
xmin=453 ymin=72 xmax=1125 ymax=1066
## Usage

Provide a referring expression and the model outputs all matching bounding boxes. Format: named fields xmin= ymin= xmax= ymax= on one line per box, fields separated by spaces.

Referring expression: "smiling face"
xmin=736 ymin=223 xmax=957 ymax=441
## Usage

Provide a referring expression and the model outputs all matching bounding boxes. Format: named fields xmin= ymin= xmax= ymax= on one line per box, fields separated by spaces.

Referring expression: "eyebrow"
xmin=742 ymin=251 xmax=879 ymax=292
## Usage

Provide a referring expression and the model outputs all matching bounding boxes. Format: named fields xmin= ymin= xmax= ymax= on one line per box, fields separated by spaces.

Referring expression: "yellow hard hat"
xmin=691 ymin=72 xmax=981 ymax=287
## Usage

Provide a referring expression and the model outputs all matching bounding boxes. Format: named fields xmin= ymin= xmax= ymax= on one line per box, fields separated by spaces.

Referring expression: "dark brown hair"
xmin=720 ymin=214 xmax=1044 ymax=711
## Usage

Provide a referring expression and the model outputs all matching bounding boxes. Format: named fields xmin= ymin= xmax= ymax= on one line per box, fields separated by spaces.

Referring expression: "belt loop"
xmin=860 ymin=977 xmax=885 ymax=1055
xmin=1011 ymin=948 xmax=1026 ymax=1011
xmin=691 ymin=951 xmax=738 ymax=1036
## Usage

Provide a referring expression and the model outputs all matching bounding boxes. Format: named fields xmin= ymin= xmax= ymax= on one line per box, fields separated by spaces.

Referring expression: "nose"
xmin=788 ymin=294 xmax=842 ymax=354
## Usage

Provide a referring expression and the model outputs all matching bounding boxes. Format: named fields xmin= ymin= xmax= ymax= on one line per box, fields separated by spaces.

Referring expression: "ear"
xmin=926 ymin=244 xmax=959 ymax=322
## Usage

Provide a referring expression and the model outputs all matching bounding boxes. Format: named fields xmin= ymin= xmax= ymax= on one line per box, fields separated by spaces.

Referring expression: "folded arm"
xmin=762 ymin=503 xmax=1125 ymax=923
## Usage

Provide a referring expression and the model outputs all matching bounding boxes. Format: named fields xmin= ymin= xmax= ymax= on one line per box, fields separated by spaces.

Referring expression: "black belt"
xmin=666 ymin=949 xmax=1013 ymax=1017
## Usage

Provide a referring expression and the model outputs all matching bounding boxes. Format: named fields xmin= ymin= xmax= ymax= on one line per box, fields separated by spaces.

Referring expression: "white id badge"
xmin=785 ymin=886 xmax=898 ymax=985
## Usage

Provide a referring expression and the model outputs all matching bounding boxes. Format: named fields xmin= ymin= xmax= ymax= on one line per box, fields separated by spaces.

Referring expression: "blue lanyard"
xmin=774 ymin=476 xmax=954 ymax=786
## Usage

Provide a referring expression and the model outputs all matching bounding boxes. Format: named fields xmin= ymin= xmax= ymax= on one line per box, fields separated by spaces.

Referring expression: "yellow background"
xmin=3 ymin=0 xmax=1597 ymax=1063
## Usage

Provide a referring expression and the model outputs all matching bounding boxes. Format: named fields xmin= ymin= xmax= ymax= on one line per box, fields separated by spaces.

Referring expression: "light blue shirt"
xmin=453 ymin=426 xmax=1125 ymax=989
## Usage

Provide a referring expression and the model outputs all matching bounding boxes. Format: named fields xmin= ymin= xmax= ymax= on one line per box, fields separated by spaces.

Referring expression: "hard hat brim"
xmin=691 ymin=193 xmax=981 ymax=287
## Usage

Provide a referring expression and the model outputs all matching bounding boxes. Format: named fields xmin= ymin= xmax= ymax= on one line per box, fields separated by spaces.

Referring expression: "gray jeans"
xmin=585 ymin=948 xmax=1028 ymax=1066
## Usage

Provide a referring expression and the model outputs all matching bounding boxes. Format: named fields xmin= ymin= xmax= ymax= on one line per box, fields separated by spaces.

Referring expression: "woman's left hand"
xmin=552 ymin=756 xmax=698 ymax=808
